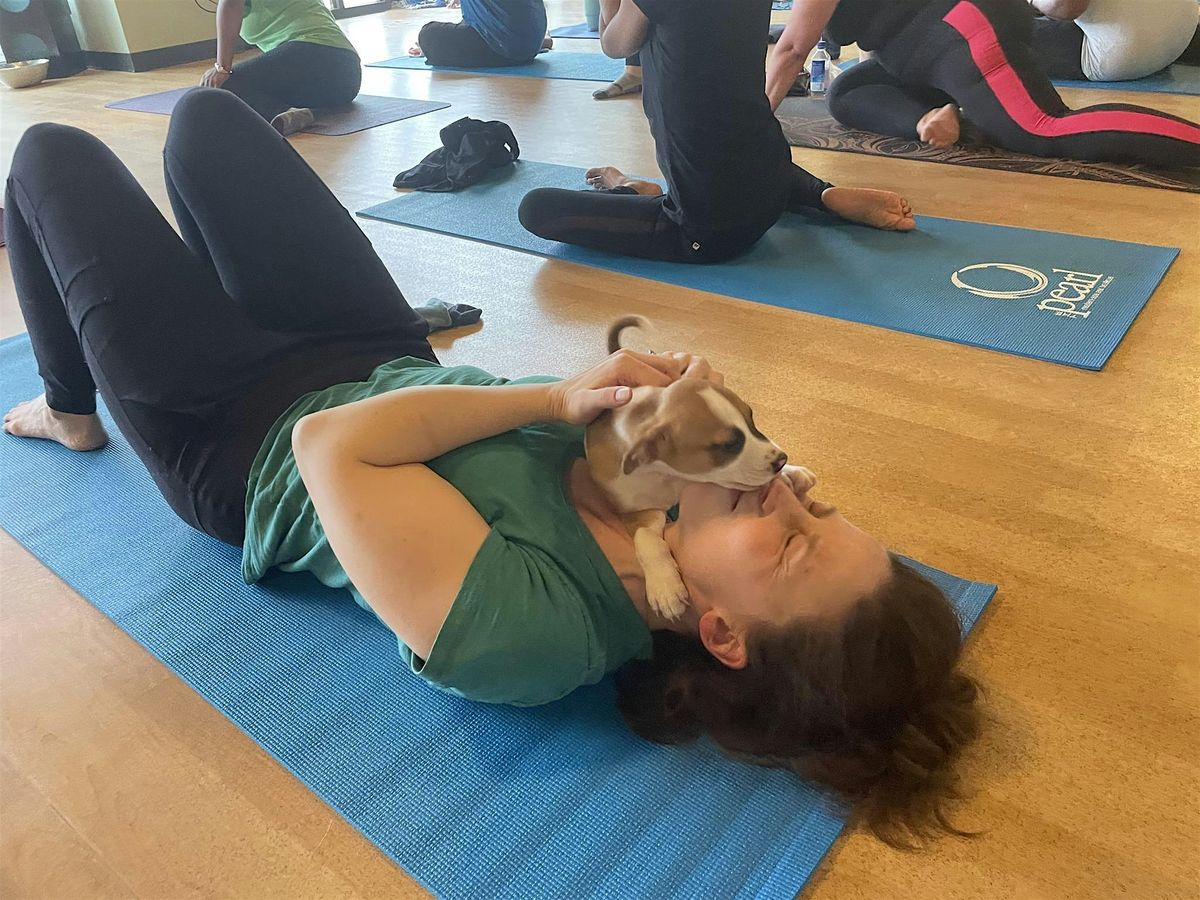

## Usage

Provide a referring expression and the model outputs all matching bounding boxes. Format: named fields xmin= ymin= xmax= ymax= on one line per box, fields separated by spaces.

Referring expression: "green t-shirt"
xmin=240 ymin=0 xmax=356 ymax=54
xmin=241 ymin=357 xmax=652 ymax=707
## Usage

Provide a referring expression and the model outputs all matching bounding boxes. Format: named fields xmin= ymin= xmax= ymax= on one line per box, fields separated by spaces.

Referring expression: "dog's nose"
xmin=771 ymin=451 xmax=788 ymax=473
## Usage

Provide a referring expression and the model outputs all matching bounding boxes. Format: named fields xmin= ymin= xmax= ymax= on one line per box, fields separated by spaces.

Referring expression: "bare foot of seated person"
xmin=585 ymin=165 xmax=664 ymax=197
xmin=3 ymin=394 xmax=109 ymax=452
xmin=821 ymin=187 xmax=917 ymax=232
xmin=917 ymin=103 xmax=962 ymax=148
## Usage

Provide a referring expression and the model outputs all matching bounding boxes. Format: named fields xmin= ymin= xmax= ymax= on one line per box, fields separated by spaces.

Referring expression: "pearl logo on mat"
xmin=951 ymin=263 xmax=1049 ymax=300
xmin=951 ymin=263 xmax=1113 ymax=320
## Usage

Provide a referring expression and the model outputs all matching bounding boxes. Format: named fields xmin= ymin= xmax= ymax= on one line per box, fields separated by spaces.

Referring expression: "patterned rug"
xmin=777 ymin=98 xmax=1200 ymax=194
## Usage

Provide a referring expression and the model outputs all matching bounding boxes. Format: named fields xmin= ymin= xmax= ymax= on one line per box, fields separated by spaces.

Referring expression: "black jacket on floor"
xmin=394 ymin=117 xmax=520 ymax=192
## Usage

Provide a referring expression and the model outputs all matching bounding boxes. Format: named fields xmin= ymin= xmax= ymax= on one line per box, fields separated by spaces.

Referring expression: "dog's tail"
xmin=607 ymin=315 xmax=651 ymax=354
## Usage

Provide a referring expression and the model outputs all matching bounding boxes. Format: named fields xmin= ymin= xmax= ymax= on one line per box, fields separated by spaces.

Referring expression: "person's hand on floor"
xmin=201 ymin=65 xmax=230 ymax=89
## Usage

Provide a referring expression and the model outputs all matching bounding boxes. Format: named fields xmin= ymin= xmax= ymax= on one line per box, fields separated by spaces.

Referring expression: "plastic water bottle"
xmin=810 ymin=40 xmax=830 ymax=96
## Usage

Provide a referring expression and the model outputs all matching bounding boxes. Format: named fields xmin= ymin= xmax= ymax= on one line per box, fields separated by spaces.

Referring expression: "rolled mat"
xmin=0 ymin=332 xmax=996 ymax=900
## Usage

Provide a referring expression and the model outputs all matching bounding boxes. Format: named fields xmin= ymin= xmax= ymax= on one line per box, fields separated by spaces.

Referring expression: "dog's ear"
xmin=622 ymin=426 xmax=669 ymax=474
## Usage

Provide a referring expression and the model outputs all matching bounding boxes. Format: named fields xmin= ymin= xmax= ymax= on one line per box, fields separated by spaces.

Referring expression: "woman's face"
xmin=666 ymin=477 xmax=891 ymax=659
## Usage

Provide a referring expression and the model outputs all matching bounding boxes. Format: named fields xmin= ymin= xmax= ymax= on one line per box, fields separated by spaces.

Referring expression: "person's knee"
xmin=826 ymin=74 xmax=851 ymax=120
xmin=171 ymin=87 xmax=256 ymax=137
xmin=11 ymin=123 xmax=109 ymax=189
xmin=518 ymin=189 xmax=559 ymax=236
xmin=418 ymin=21 xmax=446 ymax=56
xmin=15 ymin=123 xmax=99 ymax=170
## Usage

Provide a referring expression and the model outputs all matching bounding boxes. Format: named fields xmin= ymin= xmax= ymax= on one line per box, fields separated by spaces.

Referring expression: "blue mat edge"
xmin=356 ymin=176 xmax=1180 ymax=371
xmin=0 ymin=330 xmax=998 ymax=897
xmin=0 ymin=367 xmax=427 ymax=889
xmin=366 ymin=53 xmax=620 ymax=82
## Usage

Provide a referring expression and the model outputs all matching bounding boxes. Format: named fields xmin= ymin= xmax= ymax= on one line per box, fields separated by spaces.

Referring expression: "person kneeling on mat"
xmin=409 ymin=0 xmax=553 ymax=67
xmin=769 ymin=0 xmax=1200 ymax=167
xmin=5 ymin=87 xmax=978 ymax=847
xmin=1028 ymin=0 xmax=1200 ymax=83
xmin=202 ymin=0 xmax=362 ymax=136
xmin=519 ymin=0 xmax=915 ymax=265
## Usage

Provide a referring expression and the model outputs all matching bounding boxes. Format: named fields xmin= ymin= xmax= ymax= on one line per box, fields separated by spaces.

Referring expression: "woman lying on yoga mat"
xmin=1029 ymin=0 xmax=1200 ymax=84
xmin=202 ymin=0 xmax=362 ymax=135
xmin=767 ymin=0 xmax=1200 ymax=167
xmin=408 ymin=0 xmax=553 ymax=67
xmin=4 ymin=89 xmax=978 ymax=846
xmin=518 ymin=0 xmax=915 ymax=265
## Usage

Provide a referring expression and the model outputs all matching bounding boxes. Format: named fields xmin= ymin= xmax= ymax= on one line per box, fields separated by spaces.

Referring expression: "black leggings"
xmin=418 ymin=21 xmax=536 ymax=66
xmin=826 ymin=0 xmax=1200 ymax=168
xmin=518 ymin=165 xmax=831 ymax=264
xmin=4 ymin=88 xmax=435 ymax=546
xmin=224 ymin=40 xmax=362 ymax=121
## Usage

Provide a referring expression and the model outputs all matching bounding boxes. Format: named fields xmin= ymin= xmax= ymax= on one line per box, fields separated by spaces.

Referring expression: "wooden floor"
xmin=2 ymin=2 xmax=1199 ymax=897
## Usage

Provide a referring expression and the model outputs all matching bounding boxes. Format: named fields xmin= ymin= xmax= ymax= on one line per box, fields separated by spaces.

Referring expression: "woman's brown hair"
xmin=615 ymin=555 xmax=980 ymax=847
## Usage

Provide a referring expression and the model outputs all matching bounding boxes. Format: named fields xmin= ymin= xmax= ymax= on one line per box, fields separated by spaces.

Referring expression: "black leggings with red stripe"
xmin=827 ymin=0 xmax=1200 ymax=169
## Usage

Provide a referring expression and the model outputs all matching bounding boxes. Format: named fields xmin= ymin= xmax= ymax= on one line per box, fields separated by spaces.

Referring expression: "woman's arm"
xmin=765 ymin=0 xmax=841 ymax=111
xmin=201 ymin=0 xmax=245 ymax=87
xmin=291 ymin=351 xmax=684 ymax=658
xmin=599 ymin=0 xmax=650 ymax=60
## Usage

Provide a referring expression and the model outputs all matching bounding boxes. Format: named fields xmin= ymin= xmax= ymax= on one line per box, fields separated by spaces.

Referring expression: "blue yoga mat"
xmin=359 ymin=161 xmax=1177 ymax=370
xmin=368 ymin=51 xmax=622 ymax=82
xmin=0 ymin=333 xmax=995 ymax=900
xmin=106 ymin=89 xmax=450 ymax=135
xmin=549 ymin=22 xmax=600 ymax=39
xmin=1054 ymin=63 xmax=1200 ymax=96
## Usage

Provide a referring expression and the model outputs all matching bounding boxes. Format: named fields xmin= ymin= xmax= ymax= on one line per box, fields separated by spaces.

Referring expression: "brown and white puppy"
xmin=585 ymin=317 xmax=814 ymax=620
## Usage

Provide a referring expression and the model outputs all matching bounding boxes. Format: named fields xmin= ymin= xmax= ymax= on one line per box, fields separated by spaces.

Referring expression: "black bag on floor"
xmin=393 ymin=117 xmax=520 ymax=192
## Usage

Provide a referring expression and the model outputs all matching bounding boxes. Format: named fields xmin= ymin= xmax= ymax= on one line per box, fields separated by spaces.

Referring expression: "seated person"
xmin=5 ymin=87 xmax=977 ymax=846
xmin=1029 ymin=0 xmax=1200 ymax=82
xmin=520 ymin=0 xmax=914 ymax=266
xmin=202 ymin=0 xmax=362 ymax=135
xmin=776 ymin=0 xmax=1200 ymax=167
xmin=409 ymin=0 xmax=552 ymax=67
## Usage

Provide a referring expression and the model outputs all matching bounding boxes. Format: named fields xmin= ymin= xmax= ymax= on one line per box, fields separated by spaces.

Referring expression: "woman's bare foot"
xmin=542 ymin=35 xmax=554 ymax=51
xmin=585 ymin=166 xmax=663 ymax=196
xmin=821 ymin=187 xmax=916 ymax=232
xmin=407 ymin=44 xmax=423 ymax=57
xmin=916 ymin=103 xmax=961 ymax=148
xmin=3 ymin=394 xmax=108 ymax=451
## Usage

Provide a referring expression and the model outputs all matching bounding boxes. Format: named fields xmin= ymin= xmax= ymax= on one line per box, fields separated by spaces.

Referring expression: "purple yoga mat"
xmin=105 ymin=90 xmax=449 ymax=135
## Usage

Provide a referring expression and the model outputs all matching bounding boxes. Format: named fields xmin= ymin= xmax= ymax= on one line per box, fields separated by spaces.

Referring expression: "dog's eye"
xmin=714 ymin=430 xmax=745 ymax=454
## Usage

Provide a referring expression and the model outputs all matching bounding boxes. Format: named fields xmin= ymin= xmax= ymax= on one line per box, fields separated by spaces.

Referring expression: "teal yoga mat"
xmin=359 ymin=161 xmax=1178 ymax=370
xmin=368 ymin=51 xmax=622 ymax=82
xmin=0 ymin=333 xmax=996 ymax=899
xmin=1055 ymin=63 xmax=1200 ymax=96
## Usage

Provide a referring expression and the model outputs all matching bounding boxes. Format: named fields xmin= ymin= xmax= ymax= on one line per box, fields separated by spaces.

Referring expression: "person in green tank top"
xmin=200 ymin=0 xmax=361 ymax=134
xmin=4 ymin=88 xmax=980 ymax=845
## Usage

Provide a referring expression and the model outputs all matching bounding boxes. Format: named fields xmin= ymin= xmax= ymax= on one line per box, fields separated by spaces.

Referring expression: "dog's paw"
xmin=645 ymin=566 xmax=689 ymax=621
xmin=781 ymin=464 xmax=817 ymax=495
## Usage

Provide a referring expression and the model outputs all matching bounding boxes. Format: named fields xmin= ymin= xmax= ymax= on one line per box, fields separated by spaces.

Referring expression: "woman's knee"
xmin=171 ymin=87 xmax=258 ymax=138
xmin=10 ymin=123 xmax=117 ymax=197
xmin=517 ymin=189 xmax=561 ymax=236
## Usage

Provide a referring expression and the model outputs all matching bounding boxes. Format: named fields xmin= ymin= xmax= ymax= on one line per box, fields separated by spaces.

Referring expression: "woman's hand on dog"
xmin=657 ymin=352 xmax=725 ymax=386
xmin=547 ymin=349 xmax=723 ymax=425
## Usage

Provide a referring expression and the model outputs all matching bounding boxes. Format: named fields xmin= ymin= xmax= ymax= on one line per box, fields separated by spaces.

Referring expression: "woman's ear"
xmin=698 ymin=609 xmax=748 ymax=670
